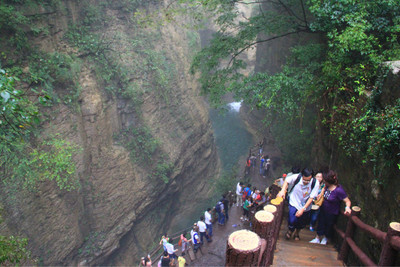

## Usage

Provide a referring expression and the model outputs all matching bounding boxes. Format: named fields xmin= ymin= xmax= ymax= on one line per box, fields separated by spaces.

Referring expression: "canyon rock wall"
xmin=0 ymin=1 xmax=219 ymax=265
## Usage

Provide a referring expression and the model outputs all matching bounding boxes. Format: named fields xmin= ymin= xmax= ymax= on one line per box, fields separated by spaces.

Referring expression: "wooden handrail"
xmin=390 ymin=236 xmax=400 ymax=251
xmin=344 ymin=236 xmax=377 ymax=266
xmin=351 ymin=216 xmax=386 ymax=243
xmin=335 ymin=206 xmax=400 ymax=266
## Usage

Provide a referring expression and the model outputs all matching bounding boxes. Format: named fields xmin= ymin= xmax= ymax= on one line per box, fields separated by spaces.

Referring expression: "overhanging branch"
xmin=227 ymin=29 xmax=309 ymax=67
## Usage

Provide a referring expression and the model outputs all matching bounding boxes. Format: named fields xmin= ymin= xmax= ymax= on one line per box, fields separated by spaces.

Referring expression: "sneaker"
xmin=320 ymin=237 xmax=328 ymax=245
xmin=309 ymin=237 xmax=320 ymax=244
xmin=309 ymin=226 xmax=314 ymax=231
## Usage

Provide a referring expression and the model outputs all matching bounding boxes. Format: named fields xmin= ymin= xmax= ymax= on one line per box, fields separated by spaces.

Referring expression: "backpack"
xmin=288 ymin=174 xmax=317 ymax=195
xmin=243 ymin=187 xmax=250 ymax=197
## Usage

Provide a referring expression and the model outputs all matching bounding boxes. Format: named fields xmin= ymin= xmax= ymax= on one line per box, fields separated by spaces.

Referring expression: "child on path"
xmin=242 ymin=196 xmax=253 ymax=221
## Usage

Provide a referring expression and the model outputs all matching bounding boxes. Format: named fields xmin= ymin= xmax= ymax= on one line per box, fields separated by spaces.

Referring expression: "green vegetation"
xmin=179 ymin=0 xmax=400 ymax=173
xmin=0 ymin=0 xmax=83 ymax=259
xmin=0 ymin=70 xmax=80 ymax=192
xmin=28 ymin=51 xmax=81 ymax=105
xmin=78 ymin=231 xmax=105 ymax=257
xmin=0 ymin=68 xmax=79 ymax=262
xmin=115 ymin=126 xmax=174 ymax=184
xmin=214 ymin=167 xmax=238 ymax=196
xmin=64 ymin=2 xmax=176 ymax=106
xmin=23 ymin=137 xmax=80 ymax=191
xmin=118 ymin=126 xmax=160 ymax=164
xmin=0 ymin=235 xmax=30 ymax=264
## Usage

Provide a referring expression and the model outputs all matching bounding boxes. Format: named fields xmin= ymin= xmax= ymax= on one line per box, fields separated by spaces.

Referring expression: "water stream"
xmin=209 ymin=101 xmax=255 ymax=171
xmin=170 ymin=102 xmax=255 ymax=233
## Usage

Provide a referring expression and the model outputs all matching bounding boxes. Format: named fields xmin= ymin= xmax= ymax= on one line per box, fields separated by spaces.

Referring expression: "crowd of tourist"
xmin=141 ymin=138 xmax=352 ymax=266
xmin=148 ymin=192 xmax=233 ymax=267
xmin=276 ymin=167 xmax=352 ymax=244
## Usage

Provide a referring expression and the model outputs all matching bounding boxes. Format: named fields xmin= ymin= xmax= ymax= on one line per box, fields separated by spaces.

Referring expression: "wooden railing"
xmin=138 ymin=225 xmax=192 ymax=266
xmin=334 ymin=206 xmax=400 ymax=266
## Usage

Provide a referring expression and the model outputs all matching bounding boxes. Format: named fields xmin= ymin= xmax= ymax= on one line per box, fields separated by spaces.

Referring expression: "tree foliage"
xmin=186 ymin=0 xmax=400 ymax=171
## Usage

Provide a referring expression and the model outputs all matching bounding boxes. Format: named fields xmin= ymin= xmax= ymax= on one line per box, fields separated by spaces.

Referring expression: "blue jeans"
xmin=199 ymin=231 xmax=211 ymax=243
xmin=206 ymin=223 xmax=212 ymax=237
xmin=217 ymin=211 xmax=225 ymax=225
xmin=310 ymin=209 xmax=320 ymax=227
xmin=288 ymin=204 xmax=311 ymax=231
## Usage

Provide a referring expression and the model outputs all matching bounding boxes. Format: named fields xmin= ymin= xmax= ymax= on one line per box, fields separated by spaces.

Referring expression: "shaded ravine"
xmin=209 ymin=102 xmax=255 ymax=171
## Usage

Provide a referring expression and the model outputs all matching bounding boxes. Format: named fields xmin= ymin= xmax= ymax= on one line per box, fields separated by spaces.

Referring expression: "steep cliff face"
xmin=0 ymin=1 xmax=219 ymax=265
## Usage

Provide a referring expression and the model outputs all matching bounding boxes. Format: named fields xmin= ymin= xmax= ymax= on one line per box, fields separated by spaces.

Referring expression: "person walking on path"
xmin=242 ymin=196 xmax=253 ymax=221
xmin=309 ymin=170 xmax=351 ymax=245
xmin=245 ymin=156 xmax=251 ymax=175
xmin=161 ymin=251 xmax=170 ymax=267
xmin=165 ymin=238 xmax=178 ymax=264
xmin=204 ymin=208 xmax=213 ymax=238
xmin=190 ymin=226 xmax=201 ymax=252
xmin=159 ymin=233 xmax=169 ymax=252
xmin=178 ymin=255 xmax=186 ymax=267
xmin=141 ymin=255 xmax=152 ymax=266
xmin=277 ymin=167 xmax=320 ymax=240
xmin=259 ymin=155 xmax=265 ymax=177
xmin=242 ymin=183 xmax=252 ymax=202
xmin=275 ymin=173 xmax=287 ymax=188
xmin=215 ymin=200 xmax=225 ymax=225
xmin=180 ymin=231 xmax=190 ymax=256
xmin=263 ymin=158 xmax=271 ymax=178
xmin=236 ymin=181 xmax=243 ymax=207
xmin=310 ymin=172 xmax=324 ymax=232
xmin=197 ymin=216 xmax=212 ymax=244
xmin=258 ymin=140 xmax=263 ymax=156
xmin=250 ymin=154 xmax=257 ymax=173
xmin=222 ymin=194 xmax=230 ymax=221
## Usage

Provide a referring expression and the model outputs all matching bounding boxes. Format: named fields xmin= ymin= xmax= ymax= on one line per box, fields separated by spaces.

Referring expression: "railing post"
xmin=378 ymin=222 xmax=400 ymax=266
xmin=268 ymin=198 xmax=284 ymax=266
xmin=338 ymin=206 xmax=361 ymax=262
xmin=252 ymin=210 xmax=274 ymax=266
xmin=226 ymin=230 xmax=261 ymax=266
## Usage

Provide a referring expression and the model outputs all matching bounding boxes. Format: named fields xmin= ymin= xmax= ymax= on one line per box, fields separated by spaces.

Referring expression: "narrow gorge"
xmin=0 ymin=1 xmax=228 ymax=265
xmin=1 ymin=0 xmax=399 ymax=266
